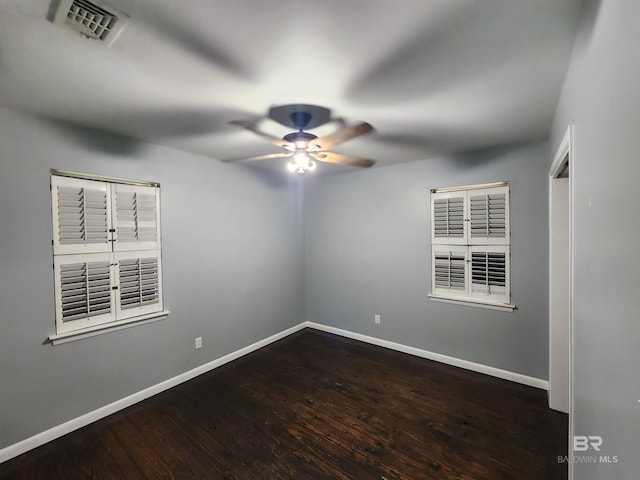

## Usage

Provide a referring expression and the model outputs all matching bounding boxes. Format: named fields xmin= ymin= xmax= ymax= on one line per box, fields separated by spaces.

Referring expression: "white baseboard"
xmin=305 ymin=322 xmax=549 ymax=391
xmin=1 ymin=320 xmax=548 ymax=464
xmin=0 ymin=322 xmax=307 ymax=464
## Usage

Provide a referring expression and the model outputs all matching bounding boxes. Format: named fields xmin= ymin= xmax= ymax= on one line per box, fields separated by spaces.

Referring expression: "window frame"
xmin=49 ymin=170 xmax=169 ymax=343
xmin=429 ymin=182 xmax=515 ymax=311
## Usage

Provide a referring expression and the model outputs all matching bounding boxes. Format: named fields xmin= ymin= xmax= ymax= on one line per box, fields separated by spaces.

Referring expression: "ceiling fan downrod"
xmin=290 ymin=111 xmax=312 ymax=132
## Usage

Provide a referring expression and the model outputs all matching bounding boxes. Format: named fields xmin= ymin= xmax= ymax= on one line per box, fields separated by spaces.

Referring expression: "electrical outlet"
xmin=374 ymin=314 xmax=381 ymax=324
xmin=195 ymin=337 xmax=202 ymax=349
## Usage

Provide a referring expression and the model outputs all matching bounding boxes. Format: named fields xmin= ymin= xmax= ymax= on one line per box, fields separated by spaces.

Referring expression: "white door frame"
xmin=549 ymin=125 xmax=574 ymax=478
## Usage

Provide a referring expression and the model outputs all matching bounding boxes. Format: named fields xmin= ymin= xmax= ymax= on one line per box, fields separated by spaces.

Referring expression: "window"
xmin=50 ymin=172 xmax=165 ymax=338
xmin=429 ymin=183 xmax=513 ymax=311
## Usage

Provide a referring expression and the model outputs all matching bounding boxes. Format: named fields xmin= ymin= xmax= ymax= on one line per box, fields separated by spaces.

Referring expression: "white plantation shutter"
xmin=431 ymin=191 xmax=466 ymax=244
xmin=468 ymin=186 xmax=509 ymax=245
xmin=432 ymin=245 xmax=468 ymax=298
xmin=54 ymin=253 xmax=116 ymax=333
xmin=51 ymin=176 xmax=112 ymax=255
xmin=114 ymin=250 xmax=163 ymax=320
xmin=469 ymin=246 xmax=510 ymax=303
xmin=430 ymin=183 xmax=511 ymax=308
xmin=51 ymin=173 xmax=164 ymax=336
xmin=112 ymin=184 xmax=160 ymax=251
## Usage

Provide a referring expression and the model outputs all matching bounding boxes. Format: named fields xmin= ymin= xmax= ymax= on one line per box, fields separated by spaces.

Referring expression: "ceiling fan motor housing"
xmin=290 ymin=111 xmax=312 ymax=130
xmin=283 ymin=131 xmax=318 ymax=143
xmin=268 ymin=104 xmax=332 ymax=129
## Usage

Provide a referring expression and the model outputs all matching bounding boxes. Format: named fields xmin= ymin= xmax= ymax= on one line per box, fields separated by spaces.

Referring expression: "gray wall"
xmin=305 ymin=141 xmax=550 ymax=380
xmin=551 ymin=0 xmax=640 ymax=477
xmin=0 ymin=108 xmax=305 ymax=449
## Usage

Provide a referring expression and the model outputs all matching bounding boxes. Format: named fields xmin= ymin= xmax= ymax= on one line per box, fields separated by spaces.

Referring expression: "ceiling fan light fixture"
xmin=286 ymin=160 xmax=299 ymax=173
xmin=287 ymin=149 xmax=316 ymax=174
xmin=293 ymin=149 xmax=308 ymax=163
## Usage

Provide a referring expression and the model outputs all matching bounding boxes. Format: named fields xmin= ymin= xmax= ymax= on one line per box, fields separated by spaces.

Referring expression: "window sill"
xmin=48 ymin=311 xmax=170 ymax=345
xmin=428 ymin=295 xmax=516 ymax=312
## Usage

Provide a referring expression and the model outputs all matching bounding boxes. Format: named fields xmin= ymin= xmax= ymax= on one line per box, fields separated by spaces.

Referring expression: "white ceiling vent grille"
xmin=52 ymin=0 xmax=128 ymax=45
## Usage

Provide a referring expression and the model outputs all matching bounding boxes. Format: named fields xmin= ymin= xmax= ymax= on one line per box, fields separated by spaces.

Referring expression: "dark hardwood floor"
xmin=0 ymin=329 xmax=568 ymax=479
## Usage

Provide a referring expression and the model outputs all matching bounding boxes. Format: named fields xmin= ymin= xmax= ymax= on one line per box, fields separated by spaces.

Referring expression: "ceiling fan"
xmin=223 ymin=104 xmax=376 ymax=174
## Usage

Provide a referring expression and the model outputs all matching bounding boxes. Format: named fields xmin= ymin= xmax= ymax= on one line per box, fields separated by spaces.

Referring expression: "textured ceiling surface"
xmin=0 ymin=0 xmax=585 ymax=173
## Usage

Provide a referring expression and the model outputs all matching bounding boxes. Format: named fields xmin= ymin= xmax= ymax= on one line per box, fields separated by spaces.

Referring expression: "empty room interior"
xmin=0 ymin=0 xmax=638 ymax=479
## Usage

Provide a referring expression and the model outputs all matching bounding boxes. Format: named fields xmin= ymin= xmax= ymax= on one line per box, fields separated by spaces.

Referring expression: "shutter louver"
xmin=60 ymin=260 xmax=112 ymax=320
xmin=113 ymin=184 xmax=160 ymax=251
xmin=471 ymin=252 xmax=506 ymax=292
xmin=434 ymin=252 xmax=466 ymax=290
xmin=115 ymin=191 xmax=137 ymax=243
xmin=469 ymin=246 xmax=510 ymax=303
xmin=115 ymin=250 xmax=163 ymax=320
xmin=432 ymin=246 xmax=468 ymax=298
xmin=52 ymin=176 xmax=111 ymax=254
xmin=57 ymin=186 xmax=108 ymax=244
xmin=54 ymin=253 xmax=115 ymax=333
xmin=118 ymin=257 xmax=159 ymax=309
xmin=136 ymin=193 xmax=158 ymax=241
xmin=470 ymin=193 xmax=506 ymax=238
xmin=433 ymin=197 xmax=465 ymax=239
xmin=467 ymin=186 xmax=509 ymax=245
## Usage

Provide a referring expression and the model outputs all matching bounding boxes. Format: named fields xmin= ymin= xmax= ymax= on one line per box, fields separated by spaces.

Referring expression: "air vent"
xmin=52 ymin=0 xmax=128 ymax=45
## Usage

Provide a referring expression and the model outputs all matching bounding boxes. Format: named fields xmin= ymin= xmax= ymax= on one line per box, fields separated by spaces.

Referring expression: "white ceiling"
xmin=0 ymin=0 xmax=585 ymax=173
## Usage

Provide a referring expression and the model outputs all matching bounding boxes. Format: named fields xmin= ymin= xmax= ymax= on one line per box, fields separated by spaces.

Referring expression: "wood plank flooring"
xmin=0 ymin=329 xmax=568 ymax=479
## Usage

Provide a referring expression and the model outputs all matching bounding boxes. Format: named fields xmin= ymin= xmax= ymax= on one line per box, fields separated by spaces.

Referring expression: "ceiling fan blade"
xmin=228 ymin=120 xmax=291 ymax=148
xmin=312 ymin=152 xmax=375 ymax=168
xmin=221 ymin=152 xmax=292 ymax=163
xmin=312 ymin=122 xmax=374 ymax=150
